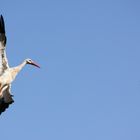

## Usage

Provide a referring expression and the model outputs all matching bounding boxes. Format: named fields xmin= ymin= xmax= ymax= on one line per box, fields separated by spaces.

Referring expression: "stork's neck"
xmin=9 ymin=60 xmax=27 ymax=82
xmin=12 ymin=60 xmax=27 ymax=76
xmin=15 ymin=60 xmax=27 ymax=72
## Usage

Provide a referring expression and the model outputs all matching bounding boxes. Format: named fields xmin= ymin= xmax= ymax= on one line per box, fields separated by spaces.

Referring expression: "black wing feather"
xmin=0 ymin=98 xmax=14 ymax=115
xmin=0 ymin=15 xmax=6 ymax=45
xmin=0 ymin=15 xmax=5 ymax=33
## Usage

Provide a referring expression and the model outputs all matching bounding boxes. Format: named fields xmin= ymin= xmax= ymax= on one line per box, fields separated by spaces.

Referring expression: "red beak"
xmin=31 ymin=61 xmax=40 ymax=68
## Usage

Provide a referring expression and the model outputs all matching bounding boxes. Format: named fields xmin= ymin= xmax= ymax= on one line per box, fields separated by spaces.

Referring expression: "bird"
xmin=0 ymin=15 xmax=40 ymax=115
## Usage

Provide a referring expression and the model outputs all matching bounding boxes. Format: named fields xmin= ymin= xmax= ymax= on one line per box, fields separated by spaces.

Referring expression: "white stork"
xmin=0 ymin=15 xmax=40 ymax=115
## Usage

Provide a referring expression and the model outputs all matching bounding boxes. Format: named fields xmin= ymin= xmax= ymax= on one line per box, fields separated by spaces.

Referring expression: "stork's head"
xmin=26 ymin=59 xmax=40 ymax=68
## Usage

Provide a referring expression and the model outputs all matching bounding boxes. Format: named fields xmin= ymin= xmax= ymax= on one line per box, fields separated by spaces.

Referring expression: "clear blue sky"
xmin=1 ymin=0 xmax=140 ymax=140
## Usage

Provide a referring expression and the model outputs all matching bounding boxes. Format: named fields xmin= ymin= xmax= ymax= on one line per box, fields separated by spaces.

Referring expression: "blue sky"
xmin=1 ymin=0 xmax=140 ymax=140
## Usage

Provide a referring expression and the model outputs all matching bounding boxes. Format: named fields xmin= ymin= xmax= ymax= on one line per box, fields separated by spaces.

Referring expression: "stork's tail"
xmin=0 ymin=15 xmax=6 ymax=46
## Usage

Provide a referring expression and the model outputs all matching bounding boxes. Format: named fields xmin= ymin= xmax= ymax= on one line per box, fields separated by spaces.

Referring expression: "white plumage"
xmin=0 ymin=15 xmax=40 ymax=115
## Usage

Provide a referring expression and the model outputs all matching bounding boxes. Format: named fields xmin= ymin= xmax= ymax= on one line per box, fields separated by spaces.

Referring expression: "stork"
xmin=0 ymin=15 xmax=40 ymax=115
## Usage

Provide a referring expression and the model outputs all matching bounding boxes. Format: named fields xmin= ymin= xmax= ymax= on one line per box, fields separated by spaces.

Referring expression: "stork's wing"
xmin=0 ymin=85 xmax=14 ymax=115
xmin=0 ymin=15 xmax=9 ymax=75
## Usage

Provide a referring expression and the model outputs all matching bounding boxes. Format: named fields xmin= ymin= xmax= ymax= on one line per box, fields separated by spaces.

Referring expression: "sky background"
xmin=0 ymin=0 xmax=140 ymax=140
